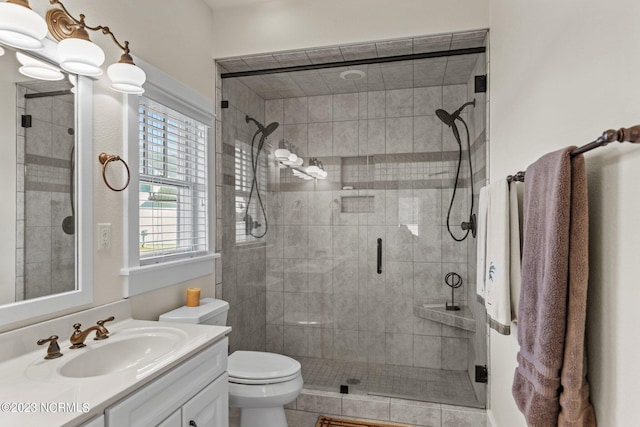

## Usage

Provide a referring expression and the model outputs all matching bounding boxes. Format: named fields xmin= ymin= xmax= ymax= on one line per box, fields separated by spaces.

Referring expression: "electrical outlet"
xmin=98 ymin=223 xmax=111 ymax=250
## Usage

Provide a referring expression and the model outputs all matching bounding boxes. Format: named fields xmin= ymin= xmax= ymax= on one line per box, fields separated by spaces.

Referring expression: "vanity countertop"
xmin=0 ymin=300 xmax=231 ymax=427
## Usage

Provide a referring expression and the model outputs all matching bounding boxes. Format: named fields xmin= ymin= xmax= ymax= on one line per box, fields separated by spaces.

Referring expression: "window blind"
xmin=235 ymin=140 xmax=267 ymax=244
xmin=138 ymin=97 xmax=208 ymax=262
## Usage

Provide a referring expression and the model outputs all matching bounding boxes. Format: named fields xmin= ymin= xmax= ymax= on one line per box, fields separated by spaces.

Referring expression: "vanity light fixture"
xmin=0 ymin=0 xmax=146 ymax=93
xmin=45 ymin=0 xmax=146 ymax=94
xmin=0 ymin=0 xmax=48 ymax=50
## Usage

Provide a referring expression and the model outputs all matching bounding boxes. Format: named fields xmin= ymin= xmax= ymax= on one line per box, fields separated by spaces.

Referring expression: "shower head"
xmin=435 ymin=109 xmax=456 ymax=127
xmin=435 ymin=99 xmax=476 ymax=127
xmin=263 ymin=121 xmax=279 ymax=137
xmin=246 ymin=115 xmax=279 ymax=137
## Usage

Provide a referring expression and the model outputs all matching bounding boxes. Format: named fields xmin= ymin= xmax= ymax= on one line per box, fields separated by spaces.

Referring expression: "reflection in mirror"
xmin=0 ymin=39 xmax=92 ymax=328
xmin=17 ymin=77 xmax=76 ymax=302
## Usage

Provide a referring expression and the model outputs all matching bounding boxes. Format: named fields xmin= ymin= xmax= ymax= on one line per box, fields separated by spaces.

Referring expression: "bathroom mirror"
xmin=0 ymin=39 xmax=93 ymax=328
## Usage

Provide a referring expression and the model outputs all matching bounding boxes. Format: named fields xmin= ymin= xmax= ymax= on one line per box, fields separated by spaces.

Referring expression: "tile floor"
xmin=231 ymin=388 xmax=487 ymax=427
xmin=296 ymin=356 xmax=482 ymax=408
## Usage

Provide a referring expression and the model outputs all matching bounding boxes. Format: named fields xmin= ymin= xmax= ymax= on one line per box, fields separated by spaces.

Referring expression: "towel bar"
xmin=507 ymin=124 xmax=640 ymax=182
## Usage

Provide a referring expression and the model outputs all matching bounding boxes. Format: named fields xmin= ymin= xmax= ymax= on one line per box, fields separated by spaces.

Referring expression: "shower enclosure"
xmin=217 ymin=30 xmax=488 ymax=408
xmin=16 ymin=80 xmax=75 ymax=301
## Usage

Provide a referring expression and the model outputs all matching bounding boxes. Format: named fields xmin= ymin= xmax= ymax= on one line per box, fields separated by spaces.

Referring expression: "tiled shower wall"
xmin=264 ymin=85 xmax=478 ymax=370
xmin=218 ymin=75 xmax=269 ymax=353
xmin=16 ymin=85 xmax=75 ymax=301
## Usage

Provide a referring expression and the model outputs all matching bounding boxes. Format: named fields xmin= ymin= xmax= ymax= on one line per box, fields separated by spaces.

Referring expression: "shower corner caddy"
xmin=413 ymin=304 xmax=476 ymax=332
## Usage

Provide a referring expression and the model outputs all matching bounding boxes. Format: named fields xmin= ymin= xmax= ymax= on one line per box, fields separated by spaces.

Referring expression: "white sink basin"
xmin=57 ymin=327 xmax=188 ymax=378
xmin=0 ymin=301 xmax=231 ymax=427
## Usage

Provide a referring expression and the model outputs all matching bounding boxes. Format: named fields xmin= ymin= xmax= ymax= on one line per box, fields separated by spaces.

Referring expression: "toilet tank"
xmin=158 ymin=298 xmax=229 ymax=326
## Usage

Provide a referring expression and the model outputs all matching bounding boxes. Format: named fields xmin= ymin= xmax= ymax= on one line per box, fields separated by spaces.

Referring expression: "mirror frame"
xmin=0 ymin=38 xmax=93 ymax=328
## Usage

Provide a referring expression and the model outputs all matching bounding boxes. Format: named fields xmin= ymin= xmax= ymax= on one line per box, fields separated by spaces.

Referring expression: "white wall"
xmin=212 ymin=0 xmax=489 ymax=58
xmin=489 ymin=0 xmax=640 ymax=425
xmin=0 ymin=0 xmax=217 ymax=332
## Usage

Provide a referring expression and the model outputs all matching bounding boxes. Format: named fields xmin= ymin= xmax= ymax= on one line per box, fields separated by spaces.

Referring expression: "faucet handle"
xmin=37 ymin=335 xmax=63 ymax=360
xmin=96 ymin=316 xmax=115 ymax=327
xmin=95 ymin=316 xmax=115 ymax=340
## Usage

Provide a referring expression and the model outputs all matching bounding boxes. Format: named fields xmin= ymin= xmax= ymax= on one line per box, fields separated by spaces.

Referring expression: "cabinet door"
xmin=182 ymin=373 xmax=228 ymax=427
xmin=80 ymin=415 xmax=105 ymax=427
xmin=158 ymin=409 xmax=181 ymax=427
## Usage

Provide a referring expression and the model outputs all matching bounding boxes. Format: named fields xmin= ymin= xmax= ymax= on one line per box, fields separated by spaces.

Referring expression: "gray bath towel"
xmin=512 ymin=147 xmax=596 ymax=426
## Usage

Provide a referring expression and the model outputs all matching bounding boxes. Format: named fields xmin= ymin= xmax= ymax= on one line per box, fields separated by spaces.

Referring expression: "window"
xmin=234 ymin=139 xmax=267 ymax=244
xmin=121 ymin=57 xmax=216 ymax=298
xmin=138 ymin=97 xmax=208 ymax=263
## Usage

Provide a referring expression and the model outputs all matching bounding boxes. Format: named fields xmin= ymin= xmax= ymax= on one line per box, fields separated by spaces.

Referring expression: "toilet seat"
xmin=228 ymin=351 xmax=301 ymax=385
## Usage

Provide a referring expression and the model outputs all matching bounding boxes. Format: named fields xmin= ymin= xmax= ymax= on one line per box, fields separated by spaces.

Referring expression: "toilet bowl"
xmin=228 ymin=351 xmax=303 ymax=427
xmin=159 ymin=298 xmax=303 ymax=427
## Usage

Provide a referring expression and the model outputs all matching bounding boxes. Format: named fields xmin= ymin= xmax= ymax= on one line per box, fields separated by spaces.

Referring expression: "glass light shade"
xmin=274 ymin=148 xmax=291 ymax=161
xmin=306 ymin=165 xmax=321 ymax=176
xmin=16 ymin=51 xmax=64 ymax=81
xmin=58 ymin=37 xmax=105 ymax=76
xmin=0 ymin=2 xmax=47 ymax=50
xmin=107 ymin=61 xmax=146 ymax=94
xmin=282 ymin=152 xmax=298 ymax=166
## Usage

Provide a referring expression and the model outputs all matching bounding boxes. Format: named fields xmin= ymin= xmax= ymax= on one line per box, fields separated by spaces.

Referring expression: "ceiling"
xmin=219 ymin=30 xmax=487 ymax=99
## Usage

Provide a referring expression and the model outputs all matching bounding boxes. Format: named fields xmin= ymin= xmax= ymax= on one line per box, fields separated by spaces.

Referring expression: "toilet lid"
xmin=228 ymin=351 xmax=301 ymax=383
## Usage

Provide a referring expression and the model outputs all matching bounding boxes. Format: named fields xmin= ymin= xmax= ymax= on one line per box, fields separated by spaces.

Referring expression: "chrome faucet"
xmin=69 ymin=316 xmax=115 ymax=349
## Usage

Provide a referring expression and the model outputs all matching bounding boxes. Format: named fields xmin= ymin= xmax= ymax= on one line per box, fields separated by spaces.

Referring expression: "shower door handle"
xmin=377 ymin=238 xmax=382 ymax=274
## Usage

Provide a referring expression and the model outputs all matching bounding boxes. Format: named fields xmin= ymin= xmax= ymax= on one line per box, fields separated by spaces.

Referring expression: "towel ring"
xmin=98 ymin=153 xmax=130 ymax=192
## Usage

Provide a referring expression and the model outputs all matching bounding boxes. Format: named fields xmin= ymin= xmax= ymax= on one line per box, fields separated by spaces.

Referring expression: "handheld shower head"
xmin=435 ymin=109 xmax=456 ymax=127
xmin=435 ymin=99 xmax=476 ymax=127
xmin=246 ymin=115 xmax=279 ymax=137
xmin=263 ymin=121 xmax=279 ymax=137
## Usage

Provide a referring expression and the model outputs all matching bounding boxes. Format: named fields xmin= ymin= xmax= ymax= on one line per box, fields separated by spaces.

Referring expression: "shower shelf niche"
xmin=414 ymin=304 xmax=476 ymax=332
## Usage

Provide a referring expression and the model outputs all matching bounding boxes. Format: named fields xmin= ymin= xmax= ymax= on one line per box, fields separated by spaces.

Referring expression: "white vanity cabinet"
xmin=80 ymin=415 xmax=105 ymax=427
xmin=105 ymin=338 xmax=228 ymax=427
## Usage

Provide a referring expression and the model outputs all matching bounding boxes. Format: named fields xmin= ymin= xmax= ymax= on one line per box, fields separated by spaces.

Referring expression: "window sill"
xmin=121 ymin=253 xmax=220 ymax=297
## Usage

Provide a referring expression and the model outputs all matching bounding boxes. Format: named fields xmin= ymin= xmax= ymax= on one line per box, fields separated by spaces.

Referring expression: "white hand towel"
xmin=485 ymin=180 xmax=511 ymax=335
xmin=476 ymin=187 xmax=488 ymax=304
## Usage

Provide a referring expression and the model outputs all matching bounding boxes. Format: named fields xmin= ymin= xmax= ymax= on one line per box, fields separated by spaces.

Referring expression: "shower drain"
xmin=346 ymin=378 xmax=361 ymax=385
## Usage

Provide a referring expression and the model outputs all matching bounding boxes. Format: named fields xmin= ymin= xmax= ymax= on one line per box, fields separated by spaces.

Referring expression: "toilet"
xmin=159 ymin=298 xmax=303 ymax=427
